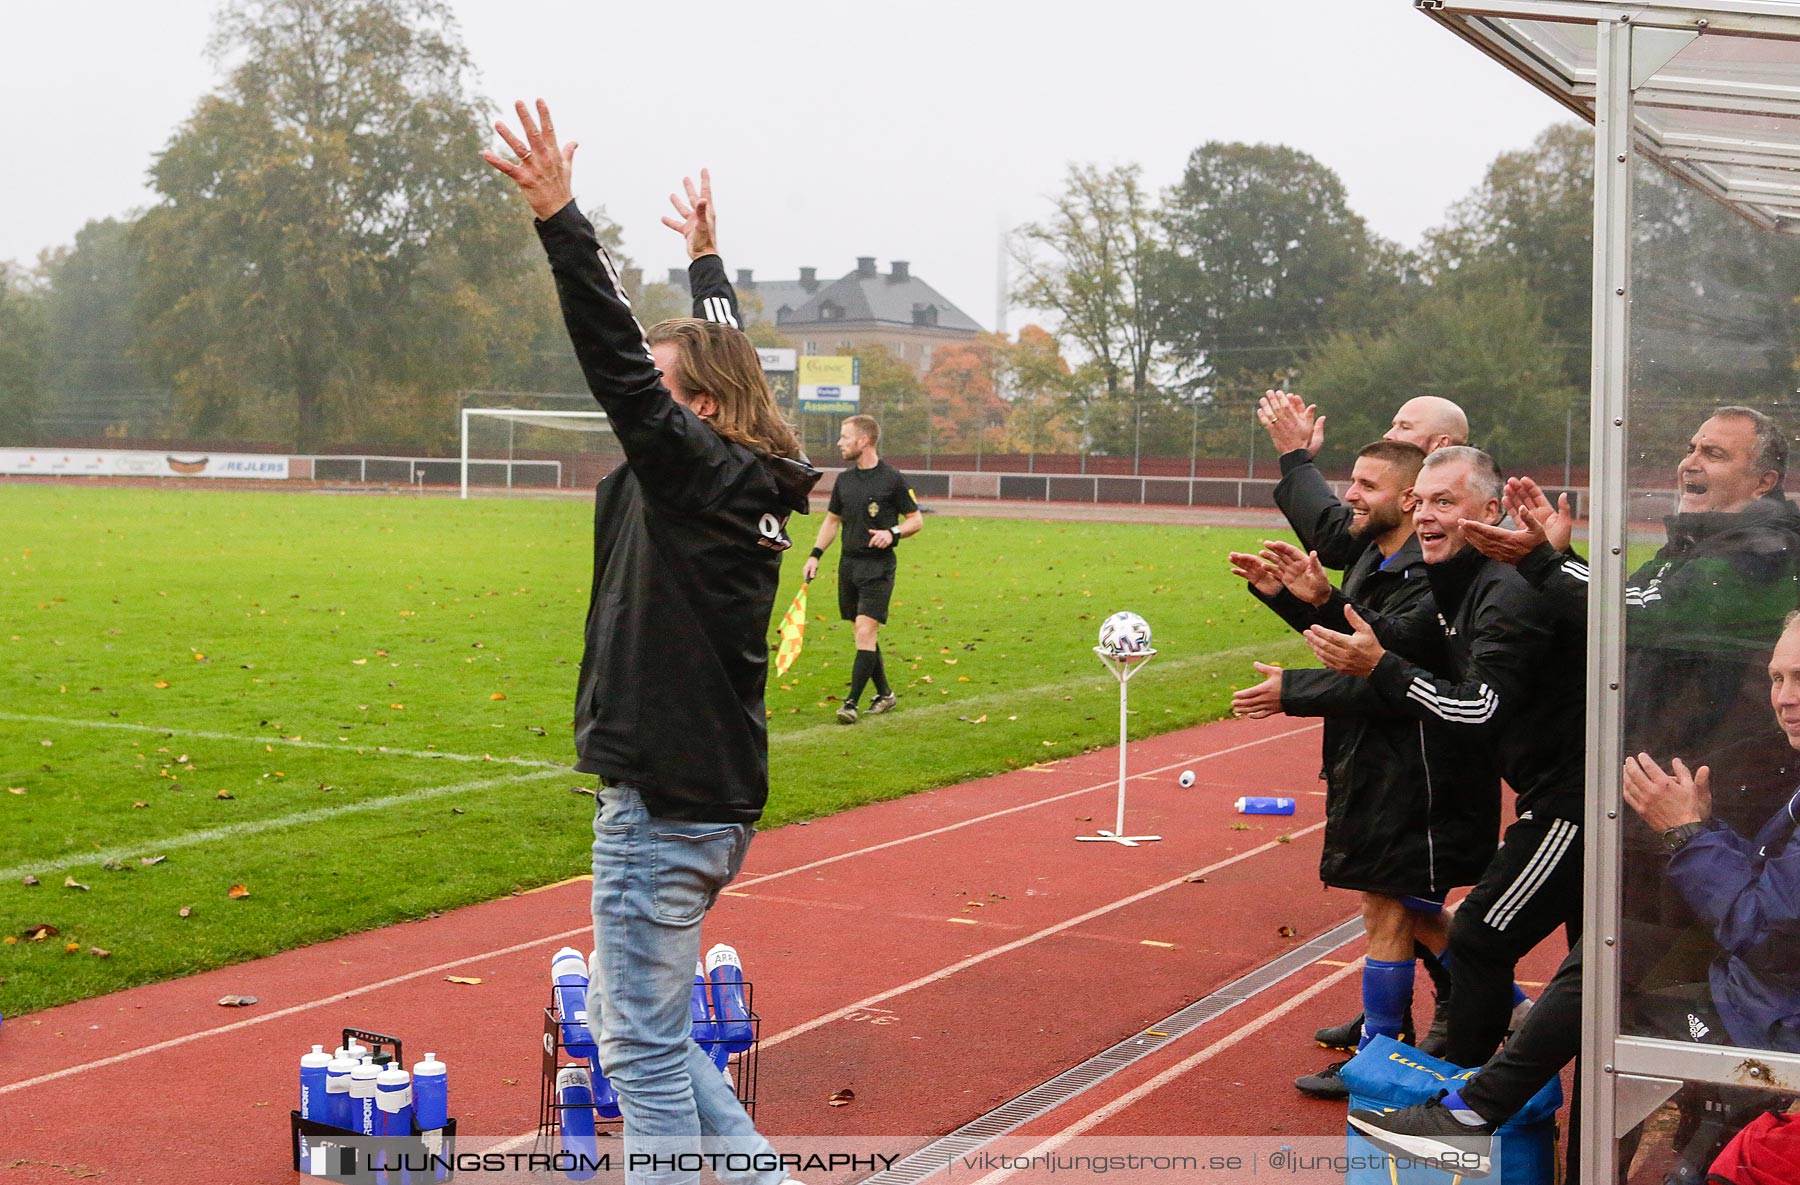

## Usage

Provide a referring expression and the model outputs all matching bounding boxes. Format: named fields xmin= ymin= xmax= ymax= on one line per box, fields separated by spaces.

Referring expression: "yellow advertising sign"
xmin=797 ymin=356 xmax=857 ymax=386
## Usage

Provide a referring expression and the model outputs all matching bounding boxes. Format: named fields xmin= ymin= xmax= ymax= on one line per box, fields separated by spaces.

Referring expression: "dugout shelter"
xmin=1420 ymin=1 xmax=1800 ymax=1179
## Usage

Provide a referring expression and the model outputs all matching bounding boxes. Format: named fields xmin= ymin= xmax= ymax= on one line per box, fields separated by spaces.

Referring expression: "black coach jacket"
xmin=1325 ymin=545 xmax=1587 ymax=824
xmin=537 ymin=202 xmax=819 ymax=823
xmin=1259 ymin=537 xmax=1500 ymax=895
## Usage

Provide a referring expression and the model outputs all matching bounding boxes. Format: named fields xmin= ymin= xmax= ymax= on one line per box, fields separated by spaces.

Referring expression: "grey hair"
xmin=1420 ymin=445 xmax=1503 ymax=503
xmin=1712 ymin=406 xmax=1788 ymax=488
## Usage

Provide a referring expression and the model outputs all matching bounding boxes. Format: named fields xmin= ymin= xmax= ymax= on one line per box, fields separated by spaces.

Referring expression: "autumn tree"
xmin=136 ymin=0 xmax=547 ymax=450
xmin=923 ymin=336 xmax=1011 ymax=455
xmin=997 ymin=324 xmax=1079 ymax=456
xmin=0 ymin=262 xmax=45 ymax=441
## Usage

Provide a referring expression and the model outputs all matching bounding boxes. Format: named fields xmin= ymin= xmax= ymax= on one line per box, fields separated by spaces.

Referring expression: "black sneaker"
xmin=868 ymin=692 xmax=899 ymax=715
xmin=1294 ymin=1060 xmax=1350 ymax=1100
xmin=836 ymin=704 xmax=859 ymax=724
xmin=1348 ymin=1099 xmax=1493 ymax=1179
xmin=1314 ymin=1014 xmax=1364 ymax=1051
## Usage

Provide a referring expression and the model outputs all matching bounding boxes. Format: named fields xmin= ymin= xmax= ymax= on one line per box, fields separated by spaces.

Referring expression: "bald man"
xmin=1259 ymin=392 xmax=1469 ymax=571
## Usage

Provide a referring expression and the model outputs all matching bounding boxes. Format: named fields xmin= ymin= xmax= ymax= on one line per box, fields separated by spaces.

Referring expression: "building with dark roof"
xmin=664 ymin=257 xmax=983 ymax=375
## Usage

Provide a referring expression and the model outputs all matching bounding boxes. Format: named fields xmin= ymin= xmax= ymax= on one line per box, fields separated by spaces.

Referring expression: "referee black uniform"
xmin=830 ymin=462 xmax=917 ymax=627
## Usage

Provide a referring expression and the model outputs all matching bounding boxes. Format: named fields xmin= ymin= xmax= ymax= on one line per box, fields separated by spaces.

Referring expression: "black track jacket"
xmin=1260 ymin=536 xmax=1501 ymax=896
xmin=1324 ymin=545 xmax=1586 ymax=823
xmin=537 ymin=202 xmax=820 ymax=823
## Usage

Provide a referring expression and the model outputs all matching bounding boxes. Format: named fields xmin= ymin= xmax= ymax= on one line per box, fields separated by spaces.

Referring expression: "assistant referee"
xmin=802 ymin=415 xmax=923 ymax=723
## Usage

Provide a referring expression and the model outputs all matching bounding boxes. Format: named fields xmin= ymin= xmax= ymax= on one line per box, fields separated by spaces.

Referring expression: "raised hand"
xmin=1230 ymin=662 xmax=1285 ymax=719
xmin=1623 ymin=753 xmax=1712 ymax=831
xmin=1228 ymin=551 xmax=1283 ymax=597
xmin=1459 ymin=515 xmax=1546 ymax=565
xmin=1259 ymin=539 xmax=1332 ymax=606
xmin=1303 ymin=605 xmax=1385 ymax=677
xmin=1506 ymin=476 xmax=1574 ymax=554
xmin=661 ymin=169 xmax=718 ymax=261
xmin=481 ymin=99 xmax=577 ymax=221
xmin=1257 ymin=389 xmax=1325 ymax=458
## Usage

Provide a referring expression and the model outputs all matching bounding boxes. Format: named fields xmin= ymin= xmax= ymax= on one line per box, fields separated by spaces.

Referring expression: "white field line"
xmin=752 ymin=820 xmax=1326 ymax=1053
xmin=962 ymin=960 xmax=1364 ymax=1185
xmin=0 ymin=767 xmax=569 ymax=882
xmin=733 ymin=721 xmax=1321 ymax=892
xmin=0 ymin=710 xmax=563 ymax=769
xmin=0 ymin=722 xmax=1323 ymax=1097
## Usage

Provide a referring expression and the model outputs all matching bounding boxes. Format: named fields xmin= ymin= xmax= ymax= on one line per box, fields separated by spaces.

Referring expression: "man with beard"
xmin=1303 ymin=447 xmax=1586 ymax=1071
xmin=1230 ymin=440 xmax=1500 ymax=1099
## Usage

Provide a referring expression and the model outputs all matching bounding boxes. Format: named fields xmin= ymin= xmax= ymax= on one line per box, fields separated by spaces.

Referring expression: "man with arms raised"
xmin=1230 ymin=441 xmax=1499 ymax=1098
xmin=1260 ymin=390 xmax=1470 ymax=570
xmin=483 ymin=101 xmax=816 ymax=1185
xmin=1303 ymin=447 xmax=1585 ymax=1070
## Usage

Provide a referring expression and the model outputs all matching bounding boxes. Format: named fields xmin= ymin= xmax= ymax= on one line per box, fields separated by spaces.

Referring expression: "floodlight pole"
xmin=1078 ymin=647 xmax=1160 ymax=846
xmin=459 ymin=410 xmax=470 ymax=501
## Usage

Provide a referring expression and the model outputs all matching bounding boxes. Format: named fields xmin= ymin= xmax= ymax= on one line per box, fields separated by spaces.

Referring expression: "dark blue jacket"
xmin=1667 ymin=787 xmax=1800 ymax=1052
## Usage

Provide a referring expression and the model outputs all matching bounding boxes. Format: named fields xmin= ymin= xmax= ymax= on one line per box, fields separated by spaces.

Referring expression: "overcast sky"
xmin=2 ymin=1 xmax=1572 ymax=332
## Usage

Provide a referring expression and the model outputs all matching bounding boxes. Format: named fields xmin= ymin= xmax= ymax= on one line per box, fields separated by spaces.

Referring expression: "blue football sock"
xmin=1360 ymin=957 xmax=1415 ymax=1048
xmin=1512 ymin=982 xmax=1529 ymax=1006
xmin=1439 ymin=1090 xmax=1487 ymax=1127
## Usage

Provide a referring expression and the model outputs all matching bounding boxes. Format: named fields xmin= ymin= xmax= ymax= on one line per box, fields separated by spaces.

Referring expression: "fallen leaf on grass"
xmin=178 ymin=906 xmax=192 ymax=918
xmin=89 ymin=946 xmax=111 ymax=958
xmin=140 ymin=856 xmax=166 ymax=866
xmin=6 ymin=787 xmax=23 ymax=795
xmin=570 ymin=785 xmax=596 ymax=797
xmin=228 ymin=884 xmax=250 ymax=899
xmin=102 ymin=859 xmax=126 ymax=872
xmin=133 ymin=801 xmax=148 ymax=809
xmin=444 ymin=976 xmax=482 ymax=986
xmin=64 ymin=876 xmax=89 ymax=891
xmin=489 ymin=692 xmax=506 ymax=701
xmin=218 ymin=995 xmax=258 ymax=1007
xmin=22 ymin=874 xmax=39 ymax=886
xmin=153 ymin=681 xmax=170 ymax=689
xmin=65 ymin=942 xmax=80 ymax=954
xmin=24 ymin=924 xmax=59 ymax=941
xmin=215 ymin=790 xmax=235 ymax=800
xmin=1 ymin=936 xmax=14 ymax=945
xmin=451 ymin=807 xmax=466 ymax=815
xmin=827 ymin=1088 xmax=856 ymax=1107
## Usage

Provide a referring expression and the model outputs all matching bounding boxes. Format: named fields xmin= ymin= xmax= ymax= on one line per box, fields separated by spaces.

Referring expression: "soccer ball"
xmin=1098 ymin=610 xmax=1153 ymax=656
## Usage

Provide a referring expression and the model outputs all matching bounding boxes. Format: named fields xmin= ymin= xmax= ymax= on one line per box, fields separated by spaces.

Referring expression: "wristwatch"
xmin=1662 ymin=820 xmax=1717 ymax=853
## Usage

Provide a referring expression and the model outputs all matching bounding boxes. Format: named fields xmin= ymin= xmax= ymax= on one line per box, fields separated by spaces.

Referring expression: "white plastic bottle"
xmin=349 ymin=1057 xmax=381 ymax=1136
xmin=326 ymin=1049 xmax=359 ymax=1130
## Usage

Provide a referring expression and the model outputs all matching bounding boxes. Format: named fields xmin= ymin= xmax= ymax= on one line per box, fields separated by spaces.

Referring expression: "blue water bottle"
xmin=556 ymin=1067 xmax=600 ymax=1182
xmin=552 ymin=947 xmax=599 ymax=1064
xmin=326 ymin=1049 xmax=358 ymax=1130
xmin=374 ymin=1062 xmax=413 ymax=1184
xmin=350 ymin=1058 xmax=381 ymax=1136
xmin=300 ymin=1044 xmax=332 ymax=1121
xmin=1235 ymin=796 xmax=1296 ymax=815
xmin=690 ymin=961 xmax=721 ymax=1064
xmin=705 ymin=944 xmax=754 ymax=1058
xmin=411 ymin=1053 xmax=447 ymax=1130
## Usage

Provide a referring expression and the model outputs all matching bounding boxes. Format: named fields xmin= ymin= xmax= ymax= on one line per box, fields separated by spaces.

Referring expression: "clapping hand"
xmin=1228 ymin=551 xmax=1283 ymax=597
xmin=1303 ymin=605 xmax=1385 ymax=677
xmin=1460 ymin=476 xmax=1574 ymax=564
xmin=661 ymin=169 xmax=718 ymax=261
xmin=481 ymin=100 xmax=578 ymax=221
xmin=1622 ymin=753 xmax=1712 ymax=831
xmin=1257 ymin=390 xmax=1325 ymax=458
xmin=1231 ymin=663 xmax=1286 ymax=719
xmin=1259 ymin=539 xmax=1332 ymax=606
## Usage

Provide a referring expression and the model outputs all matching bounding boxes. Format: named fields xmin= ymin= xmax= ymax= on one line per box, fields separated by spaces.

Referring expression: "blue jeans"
xmin=588 ymin=784 xmax=784 ymax=1185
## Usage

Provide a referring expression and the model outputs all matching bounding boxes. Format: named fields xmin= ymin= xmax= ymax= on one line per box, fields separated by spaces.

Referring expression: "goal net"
xmin=458 ymin=405 xmax=622 ymax=498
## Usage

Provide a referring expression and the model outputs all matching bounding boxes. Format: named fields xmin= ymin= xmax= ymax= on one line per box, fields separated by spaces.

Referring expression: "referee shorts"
xmin=838 ymin=555 xmax=897 ymax=624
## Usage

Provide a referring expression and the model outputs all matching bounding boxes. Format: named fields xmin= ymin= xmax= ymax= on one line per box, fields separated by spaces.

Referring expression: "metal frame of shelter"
xmin=1418 ymin=2 xmax=1800 ymax=1179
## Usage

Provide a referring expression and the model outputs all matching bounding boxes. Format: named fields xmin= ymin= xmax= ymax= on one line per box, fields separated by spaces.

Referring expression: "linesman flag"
xmin=775 ymin=582 xmax=808 ymax=676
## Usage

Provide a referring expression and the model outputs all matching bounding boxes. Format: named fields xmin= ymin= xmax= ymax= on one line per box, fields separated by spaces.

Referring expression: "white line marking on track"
xmin=0 ymin=767 xmax=568 ymax=882
xmin=961 ymin=960 xmax=1363 ymax=1185
xmin=0 ymin=711 xmax=563 ymax=769
xmin=734 ymin=722 xmax=1320 ymax=891
xmin=0 ymin=722 xmax=1322 ymax=1096
xmin=755 ymin=820 xmax=1326 ymax=1053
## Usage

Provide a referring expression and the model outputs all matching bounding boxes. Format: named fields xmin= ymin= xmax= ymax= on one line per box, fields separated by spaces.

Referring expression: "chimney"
xmin=889 ymin=260 xmax=910 ymax=282
xmin=856 ymin=256 xmax=878 ymax=278
xmin=799 ymin=266 xmax=818 ymax=290
xmin=736 ymin=268 xmax=754 ymax=287
xmin=667 ymin=267 xmax=686 ymax=286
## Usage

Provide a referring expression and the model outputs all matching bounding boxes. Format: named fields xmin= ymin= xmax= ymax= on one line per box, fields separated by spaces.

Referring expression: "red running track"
xmin=0 ymin=715 xmax=1570 ymax=1182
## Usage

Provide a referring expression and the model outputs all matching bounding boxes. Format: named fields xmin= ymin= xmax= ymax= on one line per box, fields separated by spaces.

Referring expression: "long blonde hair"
xmin=646 ymin=318 xmax=801 ymax=460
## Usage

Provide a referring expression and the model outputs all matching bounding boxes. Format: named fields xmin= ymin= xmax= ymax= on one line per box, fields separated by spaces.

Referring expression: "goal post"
xmin=458 ymin=407 xmax=613 ymax=499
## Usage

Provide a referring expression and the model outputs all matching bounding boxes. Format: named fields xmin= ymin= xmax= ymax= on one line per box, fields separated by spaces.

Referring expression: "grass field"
xmin=0 ymin=484 xmax=1311 ymax=1014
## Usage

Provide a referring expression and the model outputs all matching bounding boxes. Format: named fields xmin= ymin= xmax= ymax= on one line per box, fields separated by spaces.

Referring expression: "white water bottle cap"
xmin=414 ymin=1052 xmax=446 ymax=1076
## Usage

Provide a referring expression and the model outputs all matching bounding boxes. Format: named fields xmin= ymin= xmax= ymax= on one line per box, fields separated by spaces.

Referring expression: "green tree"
xmin=136 ymin=0 xmax=545 ymax=451
xmin=1159 ymin=142 xmax=1381 ymax=395
xmin=0 ymin=262 xmax=45 ymax=442
xmin=1012 ymin=164 xmax=1171 ymax=405
xmin=1304 ymin=274 xmax=1580 ymax=469
xmin=38 ymin=218 xmax=166 ymax=437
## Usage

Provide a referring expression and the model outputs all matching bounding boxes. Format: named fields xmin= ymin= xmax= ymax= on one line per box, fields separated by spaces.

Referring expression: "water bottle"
xmin=705 ymin=944 xmax=754 ymax=1057
xmin=552 ymin=947 xmax=599 ymax=1064
xmin=300 ymin=1044 xmax=332 ymax=1121
xmin=411 ymin=1053 xmax=448 ymax=1130
xmin=350 ymin=1057 xmax=381 ymax=1136
xmin=690 ymin=961 xmax=720 ymax=1063
xmin=591 ymin=1060 xmax=620 ymax=1120
xmin=1235 ymin=796 xmax=1296 ymax=815
xmin=326 ymin=1049 xmax=359 ymax=1130
xmin=374 ymin=1062 xmax=413 ymax=1184
xmin=556 ymin=1067 xmax=599 ymax=1182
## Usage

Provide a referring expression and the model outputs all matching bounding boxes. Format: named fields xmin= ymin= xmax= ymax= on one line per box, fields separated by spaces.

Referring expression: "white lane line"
xmin=736 ymin=722 xmax=1321 ymax=891
xmin=0 ymin=767 xmax=569 ymax=882
xmin=962 ymin=960 xmax=1364 ymax=1185
xmin=0 ymin=711 xmax=563 ymax=769
xmin=1 ymin=723 xmax=1322 ymax=1094
xmin=756 ymin=821 xmax=1327 ymax=1052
